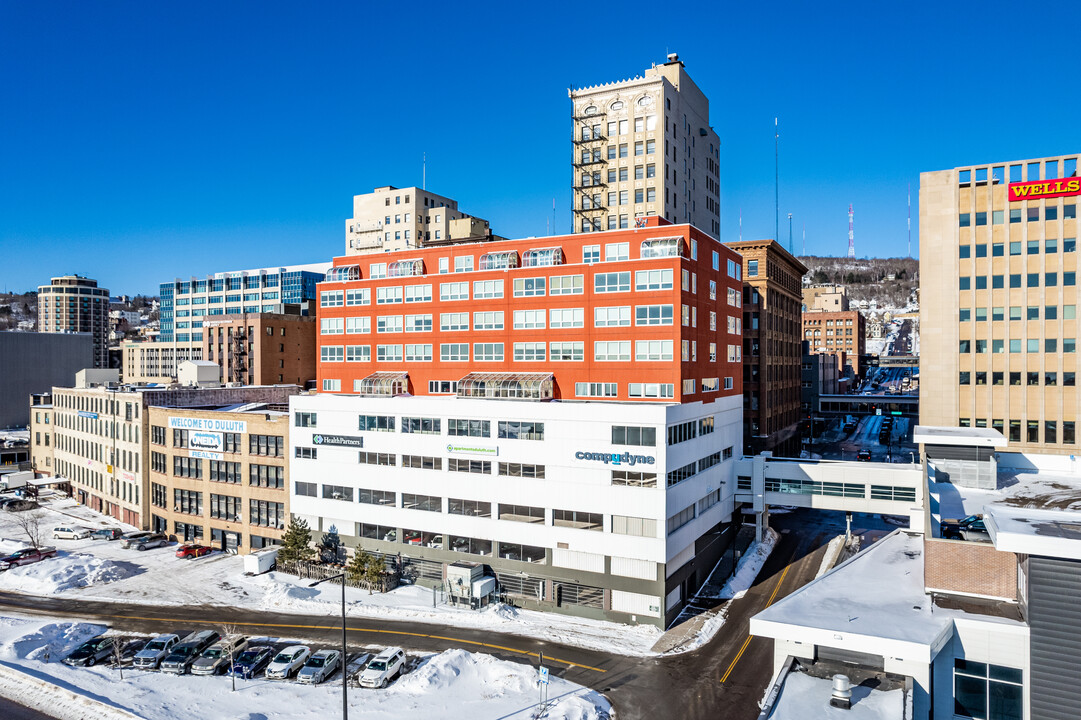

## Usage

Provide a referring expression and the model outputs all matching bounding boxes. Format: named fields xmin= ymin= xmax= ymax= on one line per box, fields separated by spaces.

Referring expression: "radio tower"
xmin=847 ymin=204 xmax=855 ymax=258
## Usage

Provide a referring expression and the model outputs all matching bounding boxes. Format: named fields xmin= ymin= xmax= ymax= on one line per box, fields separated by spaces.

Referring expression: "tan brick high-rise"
xmin=921 ymin=153 xmax=1081 ymax=453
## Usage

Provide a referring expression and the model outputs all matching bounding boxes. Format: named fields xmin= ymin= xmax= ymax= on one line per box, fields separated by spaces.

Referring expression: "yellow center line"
xmin=61 ymin=610 xmax=606 ymax=673
xmin=719 ymin=564 xmax=791 ymax=684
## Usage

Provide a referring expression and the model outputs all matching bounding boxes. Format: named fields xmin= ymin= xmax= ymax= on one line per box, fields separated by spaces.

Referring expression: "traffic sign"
xmin=539 ymin=667 xmax=549 ymax=685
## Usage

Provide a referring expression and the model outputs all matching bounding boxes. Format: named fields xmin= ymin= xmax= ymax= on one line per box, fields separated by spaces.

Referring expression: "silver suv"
xmin=123 ymin=532 xmax=168 ymax=551
xmin=358 ymin=647 xmax=406 ymax=689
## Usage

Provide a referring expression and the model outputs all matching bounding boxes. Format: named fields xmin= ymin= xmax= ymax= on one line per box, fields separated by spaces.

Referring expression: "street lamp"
xmin=309 ymin=572 xmax=348 ymax=720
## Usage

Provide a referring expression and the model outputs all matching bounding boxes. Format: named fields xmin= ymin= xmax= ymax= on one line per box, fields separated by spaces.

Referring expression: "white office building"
xmin=289 ymin=392 xmax=741 ymax=627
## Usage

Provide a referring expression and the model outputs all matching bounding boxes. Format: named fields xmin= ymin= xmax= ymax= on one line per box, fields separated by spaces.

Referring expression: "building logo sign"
xmin=574 ymin=451 xmax=656 ymax=466
xmin=190 ymin=450 xmax=223 ymax=461
xmin=189 ymin=431 xmax=222 ymax=452
xmin=78 ymin=411 xmax=98 ymax=420
xmin=446 ymin=443 xmax=498 ymax=456
xmin=168 ymin=417 xmax=248 ymax=433
xmin=1008 ymin=178 xmax=1081 ymax=202
xmin=312 ymin=434 xmax=364 ymax=448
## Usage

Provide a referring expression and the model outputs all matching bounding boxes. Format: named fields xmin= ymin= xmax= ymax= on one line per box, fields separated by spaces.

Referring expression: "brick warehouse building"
xmin=290 ymin=219 xmax=747 ymax=626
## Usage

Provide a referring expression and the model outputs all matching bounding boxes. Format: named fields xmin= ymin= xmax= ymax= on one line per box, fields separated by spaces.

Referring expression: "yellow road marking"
xmin=60 ymin=610 xmax=606 ymax=673
xmin=719 ymin=564 xmax=791 ymax=684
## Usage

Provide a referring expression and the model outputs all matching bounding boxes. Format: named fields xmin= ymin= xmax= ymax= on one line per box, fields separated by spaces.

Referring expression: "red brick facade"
xmin=924 ymin=537 xmax=1018 ymax=601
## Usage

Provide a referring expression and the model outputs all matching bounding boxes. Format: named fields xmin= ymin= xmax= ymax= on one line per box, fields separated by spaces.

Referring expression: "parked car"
xmin=52 ymin=526 xmax=91 ymax=540
xmin=264 ymin=645 xmax=311 ymax=680
xmin=191 ymin=636 xmax=249 ymax=676
xmin=90 ymin=528 xmax=124 ymax=541
xmin=358 ymin=647 xmax=406 ymax=689
xmin=123 ymin=532 xmax=168 ymax=551
xmin=160 ymin=630 xmax=221 ymax=675
xmin=133 ymin=633 xmax=181 ymax=669
xmin=843 ymin=421 xmax=858 ymax=433
xmin=175 ymin=544 xmax=213 ymax=559
xmin=0 ymin=546 xmax=57 ymax=571
xmin=62 ymin=636 xmax=116 ymax=667
xmin=296 ymin=649 xmax=341 ymax=685
xmin=942 ymin=514 xmax=990 ymax=542
xmin=230 ymin=645 xmax=274 ymax=679
xmin=856 ymin=449 xmax=872 ymax=462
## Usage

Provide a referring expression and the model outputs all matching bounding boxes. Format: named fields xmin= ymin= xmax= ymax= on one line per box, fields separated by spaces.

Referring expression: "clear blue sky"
xmin=3 ymin=1 xmax=1079 ymax=295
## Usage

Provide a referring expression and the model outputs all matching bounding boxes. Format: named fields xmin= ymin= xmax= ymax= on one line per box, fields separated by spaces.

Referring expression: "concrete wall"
xmin=0 ymin=332 xmax=93 ymax=428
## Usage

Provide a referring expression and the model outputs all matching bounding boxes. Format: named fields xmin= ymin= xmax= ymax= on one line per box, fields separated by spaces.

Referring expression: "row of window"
xmin=960 ymin=371 xmax=1077 ymax=386
xmin=958 ymin=418 xmax=1077 ymax=445
xmin=960 ymin=304 xmax=1077 ymax=321
xmin=960 ymin=271 xmax=1077 ymax=290
xmin=321 ymin=340 xmax=680 ymax=363
xmin=958 ymin=338 xmax=1076 ymax=353
xmin=960 ymin=237 xmax=1076 ymax=258
xmin=959 ymin=205 xmax=1077 ymax=226
xmin=959 ymin=159 xmax=1076 ymax=184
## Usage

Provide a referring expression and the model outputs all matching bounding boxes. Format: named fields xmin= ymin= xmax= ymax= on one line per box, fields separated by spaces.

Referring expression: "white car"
xmin=358 ymin=647 xmax=406 ymax=689
xmin=264 ymin=645 xmax=310 ymax=680
xmin=52 ymin=526 xmax=91 ymax=540
xmin=296 ymin=649 xmax=341 ymax=685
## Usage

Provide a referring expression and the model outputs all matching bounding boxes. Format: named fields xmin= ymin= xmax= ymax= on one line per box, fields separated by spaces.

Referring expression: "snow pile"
xmin=0 ymin=538 xmax=31 ymax=554
xmin=0 ymin=553 xmax=137 ymax=594
xmin=0 ymin=618 xmax=105 ymax=662
xmin=718 ymin=528 xmax=779 ymax=600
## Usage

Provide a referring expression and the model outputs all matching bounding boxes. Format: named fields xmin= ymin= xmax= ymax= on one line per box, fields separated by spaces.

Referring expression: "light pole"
xmin=309 ymin=572 xmax=348 ymax=720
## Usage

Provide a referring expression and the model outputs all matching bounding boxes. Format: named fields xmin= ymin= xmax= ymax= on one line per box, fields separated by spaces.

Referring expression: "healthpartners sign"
xmin=313 ymin=434 xmax=364 ymax=448
xmin=1008 ymin=178 xmax=1081 ymax=202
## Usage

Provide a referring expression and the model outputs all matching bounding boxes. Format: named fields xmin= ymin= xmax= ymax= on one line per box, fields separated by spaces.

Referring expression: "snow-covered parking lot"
xmin=0 ymin=615 xmax=610 ymax=720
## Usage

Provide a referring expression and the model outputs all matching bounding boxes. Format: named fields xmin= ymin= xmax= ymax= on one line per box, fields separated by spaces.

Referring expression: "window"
xmin=449 ymin=498 xmax=491 ymax=518
xmin=635 ymin=268 xmax=673 ymax=290
xmin=448 ymin=419 xmax=490 ymax=437
xmin=441 ymin=343 xmax=469 ymax=361
xmin=358 ymin=488 xmax=395 ymax=505
xmin=173 ymin=456 xmax=202 ymax=479
xmin=320 ymin=317 xmax=344 ymax=334
xmin=210 ymin=493 xmax=244 ymax=519
xmin=404 ymin=344 xmax=432 ymax=361
xmin=359 ymin=451 xmax=395 ymax=465
xmin=635 ymin=339 xmax=673 ymax=360
xmin=513 ymin=309 xmax=545 ymax=329
xmin=629 ymin=383 xmax=674 ymax=398
xmin=320 ymin=290 xmax=343 ymax=307
xmin=612 ymin=425 xmax=656 ymax=446
xmin=473 ymin=311 xmax=504 ymax=330
xmin=550 ymin=341 xmax=584 ymax=361
xmin=454 ymin=256 xmax=473 ymax=273
xmin=249 ymin=434 xmax=284 ymax=457
xmin=402 ymin=493 xmax=442 ymax=512
xmin=376 ymin=286 xmax=403 ymax=304
xmin=151 ymin=425 xmax=166 ymax=445
xmin=173 ymin=488 xmax=202 ymax=514
xmin=440 ymin=312 xmax=469 ymax=331
xmin=595 ymin=306 xmax=631 ymax=327
xmin=513 ymin=342 xmax=546 ymax=361
xmin=346 ymin=345 xmax=370 ymax=362
xmin=440 ymin=282 xmax=469 ymax=301
xmin=666 ymin=504 xmax=696 ymax=535
xmin=249 ymin=464 xmax=284 ymax=489
xmin=448 ymin=458 xmax=491 ymax=474
xmin=404 ymin=284 xmax=432 ymax=303
xmin=513 ymin=277 xmax=546 ymax=297
xmin=550 ymin=274 xmax=584 ymax=294
xmin=583 ymin=245 xmax=600 ymax=264
xmin=499 ymin=462 xmax=546 ymax=478
xmin=551 ymin=308 xmax=584 ymax=328
xmin=404 ymin=314 xmax=432 ymax=333
xmin=612 ymin=471 xmax=658 ymax=489
xmin=595 ymin=340 xmax=631 ymax=361
xmin=594 ymin=271 xmax=631 ymax=293
xmin=320 ymin=346 xmax=344 ymax=362
xmin=575 ymin=382 xmax=617 ymax=398
xmin=473 ymin=343 xmax=504 ymax=361
xmin=953 ymin=659 xmax=1022 ymax=720
xmin=346 ymin=316 xmax=370 ymax=334
xmin=347 ymin=288 xmax=370 ymax=305
xmin=376 ymin=344 xmax=403 ymax=361
xmin=294 ymin=446 xmax=317 ymax=459
xmin=553 ymin=509 xmax=602 ymax=531
xmin=605 ymin=242 xmax=629 ymax=261
xmin=249 ymin=500 xmax=285 ymax=529
xmin=473 ymin=280 xmax=504 ymax=299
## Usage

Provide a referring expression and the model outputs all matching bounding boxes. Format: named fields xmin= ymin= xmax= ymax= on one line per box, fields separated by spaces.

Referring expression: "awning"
xmin=640 ymin=236 xmax=684 ymax=258
xmin=479 ymin=251 xmax=519 ymax=271
xmin=456 ymin=372 xmax=553 ymax=400
xmin=387 ymin=258 xmax=425 ymax=277
xmin=325 ymin=265 xmax=361 ymax=282
xmin=355 ymin=371 xmax=409 ymax=397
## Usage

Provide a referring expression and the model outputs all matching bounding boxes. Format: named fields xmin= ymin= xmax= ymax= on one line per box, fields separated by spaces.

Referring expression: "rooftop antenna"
xmin=847 ymin=204 xmax=855 ymax=258
xmin=774 ymin=118 xmax=779 ymax=242
xmin=788 ymin=212 xmax=794 ymax=254
xmin=422 ymin=152 xmax=426 ymax=190
xmin=552 ymin=198 xmax=556 ymax=236
xmin=908 ymin=183 xmax=912 ymax=257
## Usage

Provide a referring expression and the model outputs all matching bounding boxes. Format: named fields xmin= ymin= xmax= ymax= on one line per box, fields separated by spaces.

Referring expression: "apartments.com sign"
xmin=574 ymin=451 xmax=656 ymax=467
xmin=1008 ymin=178 xmax=1081 ymax=202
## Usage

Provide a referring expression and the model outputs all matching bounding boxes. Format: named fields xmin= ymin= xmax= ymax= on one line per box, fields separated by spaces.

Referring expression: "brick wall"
xmin=924 ymin=537 xmax=1017 ymax=600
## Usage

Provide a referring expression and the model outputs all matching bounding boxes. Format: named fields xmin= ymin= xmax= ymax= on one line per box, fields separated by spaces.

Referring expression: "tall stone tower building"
xmin=37 ymin=274 xmax=109 ymax=368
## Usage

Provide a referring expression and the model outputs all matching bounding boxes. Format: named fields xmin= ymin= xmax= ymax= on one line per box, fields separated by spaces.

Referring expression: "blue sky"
xmin=2 ymin=1 xmax=1079 ymax=295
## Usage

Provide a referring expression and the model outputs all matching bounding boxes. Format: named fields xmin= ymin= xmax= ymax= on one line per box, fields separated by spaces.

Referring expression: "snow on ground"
xmin=717 ymin=528 xmax=779 ymax=601
xmin=0 ymin=615 xmax=610 ymax=720
xmin=0 ymin=429 xmax=30 ymax=444
xmin=0 ymin=498 xmax=661 ymax=656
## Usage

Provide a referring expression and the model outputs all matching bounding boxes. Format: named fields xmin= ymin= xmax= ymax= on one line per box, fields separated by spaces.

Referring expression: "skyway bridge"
xmin=816 ymin=393 xmax=919 ymax=418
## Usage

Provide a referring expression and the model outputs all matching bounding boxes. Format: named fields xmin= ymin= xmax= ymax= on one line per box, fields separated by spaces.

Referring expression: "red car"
xmin=176 ymin=544 xmax=213 ymax=559
xmin=0 ymin=546 xmax=57 ymax=571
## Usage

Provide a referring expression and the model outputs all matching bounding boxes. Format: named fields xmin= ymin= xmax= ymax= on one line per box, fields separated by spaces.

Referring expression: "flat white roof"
xmin=767 ymin=671 xmax=905 ymax=720
xmin=913 ymin=425 xmax=1007 ymax=448
xmin=986 ymin=506 xmax=1081 ymax=560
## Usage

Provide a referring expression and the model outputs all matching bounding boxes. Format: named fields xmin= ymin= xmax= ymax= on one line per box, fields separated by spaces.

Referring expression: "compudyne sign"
xmin=574 ymin=451 xmax=656 ymax=467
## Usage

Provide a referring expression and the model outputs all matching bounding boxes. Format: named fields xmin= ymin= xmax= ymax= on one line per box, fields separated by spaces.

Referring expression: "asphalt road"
xmin=0 ymin=510 xmax=863 ymax=719
xmin=0 ymin=696 xmax=54 ymax=720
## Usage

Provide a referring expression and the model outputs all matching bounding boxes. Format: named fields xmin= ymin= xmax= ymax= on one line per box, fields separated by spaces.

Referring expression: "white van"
xmin=52 ymin=526 xmax=91 ymax=540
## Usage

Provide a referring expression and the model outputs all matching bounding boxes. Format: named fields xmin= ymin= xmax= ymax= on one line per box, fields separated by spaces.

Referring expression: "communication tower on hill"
xmin=847 ymin=204 xmax=855 ymax=258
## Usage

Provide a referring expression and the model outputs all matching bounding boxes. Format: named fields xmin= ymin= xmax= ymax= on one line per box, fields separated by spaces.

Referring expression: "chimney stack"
xmin=830 ymin=674 xmax=852 ymax=710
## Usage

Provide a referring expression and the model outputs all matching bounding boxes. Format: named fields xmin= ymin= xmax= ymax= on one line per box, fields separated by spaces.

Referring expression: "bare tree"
xmin=220 ymin=623 xmax=241 ymax=691
xmin=13 ymin=509 xmax=46 ymax=549
xmin=111 ymin=637 xmax=125 ymax=680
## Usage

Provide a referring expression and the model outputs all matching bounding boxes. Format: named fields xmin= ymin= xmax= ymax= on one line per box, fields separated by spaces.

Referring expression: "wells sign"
xmin=1008 ymin=178 xmax=1081 ymax=202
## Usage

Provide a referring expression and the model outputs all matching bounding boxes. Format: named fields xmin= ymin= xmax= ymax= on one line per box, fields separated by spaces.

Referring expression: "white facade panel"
xmin=611 ymin=589 xmax=662 ymax=618
xmin=611 ymin=556 xmax=658 ymax=581
xmin=552 ymin=548 xmax=605 ymax=574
